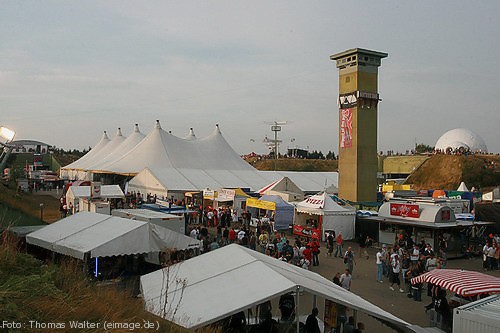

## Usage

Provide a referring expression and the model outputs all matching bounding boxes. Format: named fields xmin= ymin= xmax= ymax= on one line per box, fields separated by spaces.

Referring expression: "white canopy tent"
xmin=60 ymin=121 xmax=339 ymax=194
xmin=294 ymin=192 xmax=356 ymax=240
xmin=60 ymin=131 xmax=110 ymax=180
xmin=140 ymin=244 xmax=410 ymax=330
xmin=457 ymin=181 xmax=469 ymax=192
xmin=26 ymin=212 xmax=200 ymax=259
xmin=65 ymin=184 xmax=124 ymax=214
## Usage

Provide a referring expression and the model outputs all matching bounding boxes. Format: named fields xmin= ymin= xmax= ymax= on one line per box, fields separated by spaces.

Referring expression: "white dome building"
xmin=435 ymin=128 xmax=488 ymax=153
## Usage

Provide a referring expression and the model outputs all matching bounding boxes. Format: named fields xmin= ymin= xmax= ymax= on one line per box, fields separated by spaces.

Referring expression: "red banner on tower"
xmin=340 ymin=108 xmax=353 ymax=148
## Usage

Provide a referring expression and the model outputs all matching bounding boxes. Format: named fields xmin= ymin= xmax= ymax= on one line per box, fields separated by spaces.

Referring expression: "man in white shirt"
xmin=376 ymin=247 xmax=385 ymax=283
xmin=340 ymin=269 xmax=352 ymax=291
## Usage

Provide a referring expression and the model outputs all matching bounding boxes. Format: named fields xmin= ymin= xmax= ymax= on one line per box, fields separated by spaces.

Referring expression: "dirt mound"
xmin=406 ymin=154 xmax=500 ymax=191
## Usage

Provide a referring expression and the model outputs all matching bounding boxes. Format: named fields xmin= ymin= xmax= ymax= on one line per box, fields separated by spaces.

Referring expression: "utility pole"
xmin=264 ymin=121 xmax=287 ymax=170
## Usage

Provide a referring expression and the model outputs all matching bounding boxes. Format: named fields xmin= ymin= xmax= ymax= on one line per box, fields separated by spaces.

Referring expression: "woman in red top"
xmin=308 ymin=238 xmax=321 ymax=266
xmin=335 ymin=233 xmax=343 ymax=258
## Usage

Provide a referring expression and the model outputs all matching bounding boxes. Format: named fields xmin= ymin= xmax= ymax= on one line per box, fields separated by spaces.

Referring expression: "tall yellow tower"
xmin=330 ymin=48 xmax=387 ymax=202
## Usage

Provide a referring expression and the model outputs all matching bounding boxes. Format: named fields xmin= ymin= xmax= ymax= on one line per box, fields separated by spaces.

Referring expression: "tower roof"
xmin=330 ymin=48 xmax=388 ymax=61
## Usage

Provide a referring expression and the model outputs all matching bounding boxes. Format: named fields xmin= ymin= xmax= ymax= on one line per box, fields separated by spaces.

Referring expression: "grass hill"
xmin=405 ymin=154 xmax=500 ymax=191
xmin=246 ymin=157 xmax=338 ymax=172
xmin=0 ymin=235 xmax=188 ymax=333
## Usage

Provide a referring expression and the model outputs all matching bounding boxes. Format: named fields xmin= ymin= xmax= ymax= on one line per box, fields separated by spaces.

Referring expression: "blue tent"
xmin=259 ymin=195 xmax=294 ymax=231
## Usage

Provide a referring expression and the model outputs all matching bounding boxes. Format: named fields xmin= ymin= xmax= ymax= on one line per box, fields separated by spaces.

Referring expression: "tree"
xmin=415 ymin=143 xmax=434 ymax=154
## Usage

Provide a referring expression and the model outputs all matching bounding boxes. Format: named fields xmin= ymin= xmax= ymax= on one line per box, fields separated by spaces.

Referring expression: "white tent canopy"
xmin=457 ymin=181 xmax=469 ymax=192
xmin=140 ymin=244 xmax=409 ymax=330
xmin=60 ymin=121 xmax=339 ymax=193
xmin=295 ymin=192 xmax=356 ymax=240
xmin=26 ymin=212 xmax=200 ymax=259
xmin=66 ymin=184 xmax=125 ymax=200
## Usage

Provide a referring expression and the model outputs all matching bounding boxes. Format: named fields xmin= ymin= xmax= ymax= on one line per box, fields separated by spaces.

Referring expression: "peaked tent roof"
xmin=457 ymin=181 xmax=469 ymax=192
xmin=75 ymin=128 xmax=126 ymax=171
xmin=183 ymin=128 xmax=197 ymax=140
xmin=296 ymin=192 xmax=355 ymax=215
xmin=259 ymin=194 xmax=294 ymax=209
xmin=92 ymin=124 xmax=146 ymax=172
xmin=61 ymin=131 xmax=110 ymax=171
xmin=98 ymin=121 xmax=176 ymax=175
xmin=60 ymin=121 xmax=339 ymax=193
xmin=140 ymin=244 xmax=409 ymax=330
xmin=26 ymin=211 xmax=200 ymax=259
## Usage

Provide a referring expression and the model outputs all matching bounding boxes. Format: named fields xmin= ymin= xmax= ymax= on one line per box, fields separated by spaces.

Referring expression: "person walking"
xmin=344 ymin=246 xmax=356 ymax=275
xmin=334 ymin=232 xmax=343 ymax=257
xmin=389 ymin=254 xmax=405 ymax=293
xmin=340 ymin=269 xmax=352 ymax=291
xmin=376 ymin=247 xmax=385 ymax=283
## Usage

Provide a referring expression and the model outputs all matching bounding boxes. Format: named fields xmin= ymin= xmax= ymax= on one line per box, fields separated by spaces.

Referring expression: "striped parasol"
xmin=411 ymin=269 xmax=500 ymax=296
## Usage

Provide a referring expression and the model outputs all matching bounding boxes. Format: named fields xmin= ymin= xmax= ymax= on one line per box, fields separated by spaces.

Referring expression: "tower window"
xmin=345 ymin=76 xmax=351 ymax=83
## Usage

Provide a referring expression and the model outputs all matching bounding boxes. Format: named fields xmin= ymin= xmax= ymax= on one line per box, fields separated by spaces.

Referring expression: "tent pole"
xmin=295 ymin=286 xmax=300 ymax=333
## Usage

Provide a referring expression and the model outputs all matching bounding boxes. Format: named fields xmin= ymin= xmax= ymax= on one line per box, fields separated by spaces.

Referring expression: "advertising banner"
xmin=340 ymin=108 xmax=353 ymax=148
xmin=293 ymin=225 xmax=321 ymax=239
xmin=246 ymin=198 xmax=276 ymax=211
xmin=390 ymin=203 xmax=420 ymax=218
xmin=216 ymin=188 xmax=235 ymax=202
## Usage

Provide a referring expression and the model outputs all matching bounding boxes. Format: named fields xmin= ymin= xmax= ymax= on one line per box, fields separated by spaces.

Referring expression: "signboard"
xmin=324 ymin=299 xmax=338 ymax=332
xmin=338 ymin=92 xmax=357 ymax=109
xmin=91 ymin=182 xmax=102 ymax=199
xmin=217 ymin=188 xmax=235 ymax=202
xmin=245 ymin=197 xmax=276 ymax=211
xmin=390 ymin=203 xmax=420 ymax=218
xmin=33 ymin=154 xmax=43 ymax=167
xmin=357 ymin=91 xmax=379 ymax=100
xmin=340 ymin=109 xmax=353 ymax=148
xmin=203 ymin=189 xmax=216 ymax=200
xmin=293 ymin=225 xmax=321 ymax=239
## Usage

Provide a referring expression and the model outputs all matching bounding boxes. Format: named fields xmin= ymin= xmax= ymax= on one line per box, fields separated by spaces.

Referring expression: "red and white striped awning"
xmin=411 ymin=269 xmax=500 ymax=296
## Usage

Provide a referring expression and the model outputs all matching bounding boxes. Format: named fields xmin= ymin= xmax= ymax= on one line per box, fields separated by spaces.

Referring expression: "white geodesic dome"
xmin=435 ymin=128 xmax=488 ymax=153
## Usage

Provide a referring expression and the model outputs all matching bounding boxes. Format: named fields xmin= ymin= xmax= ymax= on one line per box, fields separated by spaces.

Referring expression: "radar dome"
xmin=435 ymin=128 xmax=487 ymax=153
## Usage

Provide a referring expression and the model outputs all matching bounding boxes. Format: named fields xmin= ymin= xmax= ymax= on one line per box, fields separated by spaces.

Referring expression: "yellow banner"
xmin=246 ymin=197 xmax=276 ymax=211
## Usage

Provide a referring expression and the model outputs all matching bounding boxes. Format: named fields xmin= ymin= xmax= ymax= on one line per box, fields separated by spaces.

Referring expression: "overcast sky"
xmin=1 ymin=1 xmax=499 ymax=154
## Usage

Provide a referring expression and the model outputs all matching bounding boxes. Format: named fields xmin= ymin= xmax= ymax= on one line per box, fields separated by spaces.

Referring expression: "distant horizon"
xmin=1 ymin=1 xmax=499 ymax=154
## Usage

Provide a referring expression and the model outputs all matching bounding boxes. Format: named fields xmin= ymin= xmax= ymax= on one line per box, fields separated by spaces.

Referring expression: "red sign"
xmin=340 ymin=109 xmax=353 ymax=148
xmin=390 ymin=203 xmax=420 ymax=218
xmin=293 ymin=225 xmax=321 ymax=239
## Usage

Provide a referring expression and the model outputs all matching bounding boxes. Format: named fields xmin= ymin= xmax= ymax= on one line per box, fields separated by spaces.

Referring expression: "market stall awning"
xmin=246 ymin=197 xmax=276 ymax=210
xmin=411 ymin=269 xmax=500 ymax=296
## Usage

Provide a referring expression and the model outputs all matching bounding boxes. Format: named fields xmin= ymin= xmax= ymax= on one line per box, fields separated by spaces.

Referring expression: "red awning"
xmin=411 ymin=269 xmax=500 ymax=296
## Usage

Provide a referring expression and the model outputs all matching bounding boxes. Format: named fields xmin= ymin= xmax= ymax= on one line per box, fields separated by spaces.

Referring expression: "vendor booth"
xmin=294 ymin=192 xmax=355 ymax=241
xmin=215 ymin=188 xmax=250 ymax=220
xmin=245 ymin=195 xmax=294 ymax=232
xmin=356 ymin=199 xmax=494 ymax=258
xmin=66 ymin=184 xmax=125 ymax=214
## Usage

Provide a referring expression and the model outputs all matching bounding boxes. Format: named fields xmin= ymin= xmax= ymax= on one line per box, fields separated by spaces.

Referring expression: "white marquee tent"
xmin=26 ymin=212 xmax=200 ymax=259
xmin=140 ymin=244 xmax=410 ymax=330
xmin=294 ymin=192 xmax=356 ymax=240
xmin=60 ymin=131 xmax=110 ymax=180
xmin=60 ymin=121 xmax=339 ymax=193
